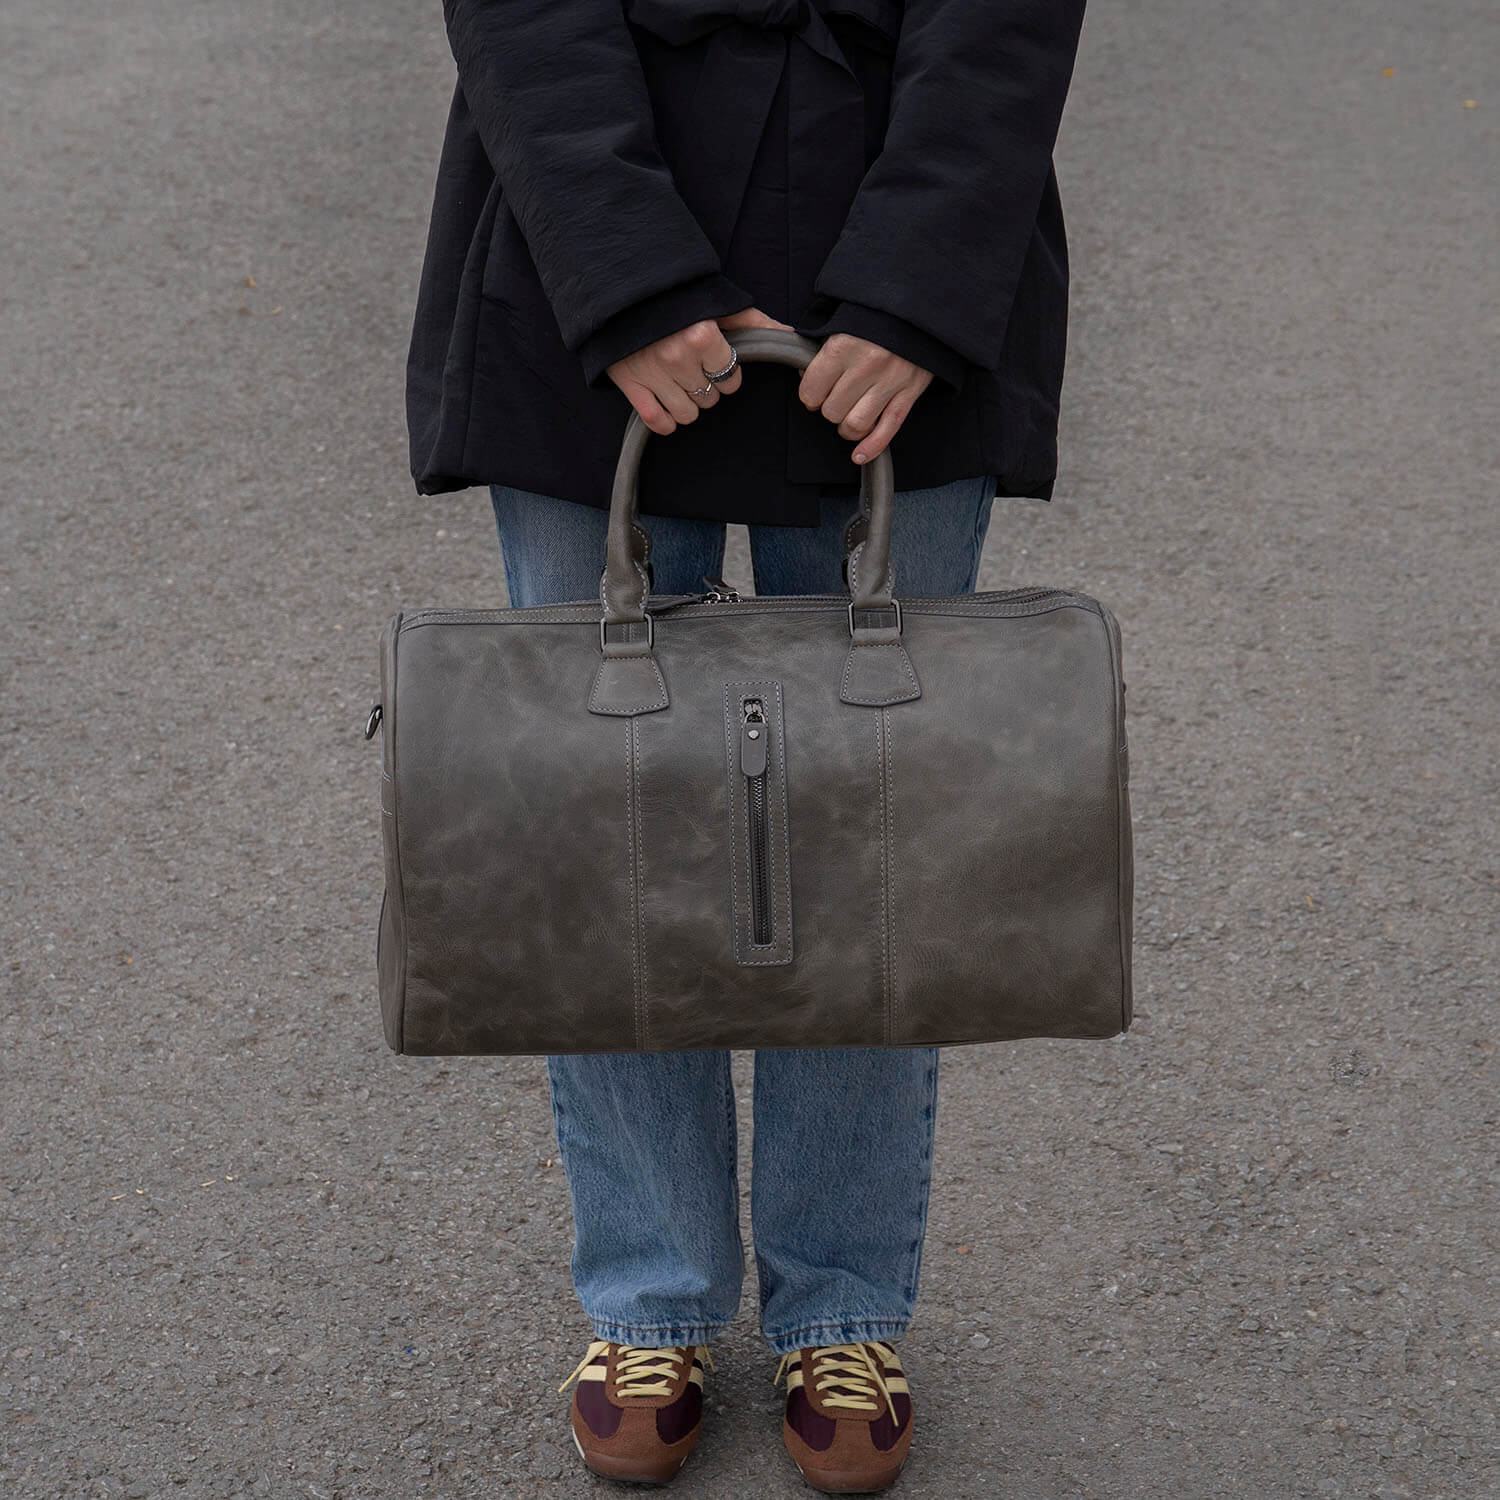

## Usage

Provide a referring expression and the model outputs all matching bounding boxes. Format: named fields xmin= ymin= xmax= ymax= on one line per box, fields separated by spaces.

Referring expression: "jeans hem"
xmin=590 ymin=1319 xmax=730 ymax=1348
xmin=762 ymin=1319 xmax=911 ymax=1357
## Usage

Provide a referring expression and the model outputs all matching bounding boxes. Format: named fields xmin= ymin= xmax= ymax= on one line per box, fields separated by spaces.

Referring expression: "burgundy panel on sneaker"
xmin=576 ymin=1378 xmax=624 ymax=1439
xmin=786 ymin=1386 xmax=837 ymax=1451
xmin=868 ymin=1391 xmax=912 ymax=1451
xmin=655 ymin=1380 xmax=703 ymax=1444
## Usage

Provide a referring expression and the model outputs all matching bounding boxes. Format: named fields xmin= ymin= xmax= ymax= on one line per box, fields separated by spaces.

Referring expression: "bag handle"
xmin=589 ymin=327 xmax=920 ymax=716
xmin=601 ymin=328 xmax=897 ymax=628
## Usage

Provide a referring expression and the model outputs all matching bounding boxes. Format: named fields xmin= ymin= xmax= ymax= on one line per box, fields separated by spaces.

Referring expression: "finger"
xmin=834 ymin=381 xmax=894 ymax=442
xmin=798 ymin=347 xmax=844 ymax=413
xmin=714 ymin=359 xmax=744 ymax=395
xmin=625 ymin=381 xmax=679 ymax=437
xmin=660 ymin=357 xmax=714 ymax=411
xmin=649 ymin=368 xmax=703 ymax=426
xmin=690 ymin=323 xmax=743 ymax=396
xmin=811 ymin=351 xmax=889 ymax=427
xmin=851 ymin=396 xmax=914 ymax=464
xmin=681 ymin=370 xmax=722 ymax=411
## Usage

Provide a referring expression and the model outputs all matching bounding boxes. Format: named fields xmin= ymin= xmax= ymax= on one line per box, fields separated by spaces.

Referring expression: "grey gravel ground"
xmin=2 ymin=2 xmax=1497 ymax=1497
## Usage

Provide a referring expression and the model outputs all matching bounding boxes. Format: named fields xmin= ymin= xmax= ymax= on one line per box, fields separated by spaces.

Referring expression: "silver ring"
xmin=688 ymin=382 xmax=714 ymax=398
xmin=703 ymin=347 xmax=739 ymax=382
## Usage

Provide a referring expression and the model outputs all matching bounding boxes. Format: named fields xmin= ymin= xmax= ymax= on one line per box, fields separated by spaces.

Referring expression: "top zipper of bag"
xmin=647 ymin=586 xmax=1074 ymax=615
xmin=699 ymin=577 xmax=741 ymax=604
xmin=401 ymin=588 xmax=1090 ymax=631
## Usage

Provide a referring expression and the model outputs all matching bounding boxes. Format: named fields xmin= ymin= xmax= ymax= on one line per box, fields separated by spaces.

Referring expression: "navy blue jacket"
xmin=407 ymin=0 xmax=1087 ymax=526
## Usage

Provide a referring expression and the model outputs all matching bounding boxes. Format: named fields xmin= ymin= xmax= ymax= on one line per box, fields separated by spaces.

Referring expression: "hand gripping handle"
xmin=589 ymin=327 xmax=918 ymax=715
xmin=599 ymin=328 xmax=897 ymax=632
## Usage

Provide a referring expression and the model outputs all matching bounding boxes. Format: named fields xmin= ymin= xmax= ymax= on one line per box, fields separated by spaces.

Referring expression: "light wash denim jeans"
xmin=490 ymin=473 xmax=997 ymax=1355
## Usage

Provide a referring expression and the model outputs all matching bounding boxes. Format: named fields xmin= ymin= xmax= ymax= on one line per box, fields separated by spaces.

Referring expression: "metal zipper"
xmin=739 ymin=697 xmax=772 ymax=946
xmin=406 ymin=586 xmax=1089 ymax=629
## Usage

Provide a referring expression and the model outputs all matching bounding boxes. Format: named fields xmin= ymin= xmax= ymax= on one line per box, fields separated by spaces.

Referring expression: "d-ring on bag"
xmin=368 ymin=329 xmax=1133 ymax=1055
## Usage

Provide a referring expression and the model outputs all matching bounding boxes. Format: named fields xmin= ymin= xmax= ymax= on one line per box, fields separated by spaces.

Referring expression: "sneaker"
xmin=559 ymin=1340 xmax=713 ymax=1484
xmin=774 ymin=1341 xmax=914 ymax=1493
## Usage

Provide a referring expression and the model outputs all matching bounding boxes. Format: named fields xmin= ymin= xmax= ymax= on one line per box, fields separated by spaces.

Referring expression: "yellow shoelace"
xmin=774 ymin=1341 xmax=900 ymax=1422
xmin=559 ymin=1340 xmax=714 ymax=1398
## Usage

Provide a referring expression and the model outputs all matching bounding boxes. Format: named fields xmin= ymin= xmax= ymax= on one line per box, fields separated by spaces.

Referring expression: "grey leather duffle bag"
xmin=368 ymin=328 xmax=1133 ymax=1055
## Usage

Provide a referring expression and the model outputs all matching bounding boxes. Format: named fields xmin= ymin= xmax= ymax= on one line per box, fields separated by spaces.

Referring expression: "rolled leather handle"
xmin=600 ymin=327 xmax=897 ymax=629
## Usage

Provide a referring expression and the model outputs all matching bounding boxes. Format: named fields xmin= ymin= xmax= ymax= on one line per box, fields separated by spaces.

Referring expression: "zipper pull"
xmin=701 ymin=575 xmax=742 ymax=604
xmin=740 ymin=698 xmax=767 ymax=778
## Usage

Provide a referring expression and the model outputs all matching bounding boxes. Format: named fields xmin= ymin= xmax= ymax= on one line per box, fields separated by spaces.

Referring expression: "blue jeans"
xmin=490 ymin=474 xmax=997 ymax=1355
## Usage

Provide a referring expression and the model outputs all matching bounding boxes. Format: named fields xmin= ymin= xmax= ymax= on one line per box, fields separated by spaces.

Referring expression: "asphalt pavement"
xmin=2 ymin=2 xmax=1496 ymax=1496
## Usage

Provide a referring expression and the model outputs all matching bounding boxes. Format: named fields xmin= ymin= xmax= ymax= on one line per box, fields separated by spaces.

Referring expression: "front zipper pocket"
xmin=723 ymin=680 xmax=793 ymax=965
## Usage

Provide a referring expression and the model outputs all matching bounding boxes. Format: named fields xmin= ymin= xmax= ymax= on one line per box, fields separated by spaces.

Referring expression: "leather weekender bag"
xmin=368 ymin=328 xmax=1133 ymax=1055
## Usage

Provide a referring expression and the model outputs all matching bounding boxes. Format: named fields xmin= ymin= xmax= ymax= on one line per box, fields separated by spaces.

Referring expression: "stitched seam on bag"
xmin=397 ymin=597 xmax=1100 ymax=630
xmin=770 ymin=680 xmax=793 ymax=962
xmin=600 ymin=520 xmax=652 ymax=620
xmin=603 ymin=529 xmax=620 ymax=617
xmin=385 ymin=612 xmax=409 ymax=1053
xmin=841 ymin=641 xmax=918 ymax=705
xmin=1108 ymin=609 xmax=1132 ymax=1029
xmin=636 ymin=717 xmax=653 ymax=1049
xmin=877 ymin=709 xmax=894 ymax=1045
xmin=626 ymin=720 xmax=646 ymax=1051
xmin=902 ymin=600 xmax=1100 ymax=618
xmin=404 ymin=609 xmax=597 ymax=625
xmin=883 ymin=707 xmax=898 ymax=1044
xmin=630 ymin=522 xmax=651 ymax=618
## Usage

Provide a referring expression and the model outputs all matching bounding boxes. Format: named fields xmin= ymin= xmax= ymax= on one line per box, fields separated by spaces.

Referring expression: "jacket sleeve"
xmin=797 ymin=0 xmax=1087 ymax=377
xmin=794 ymin=295 xmax=971 ymax=394
xmin=442 ymin=0 xmax=752 ymax=389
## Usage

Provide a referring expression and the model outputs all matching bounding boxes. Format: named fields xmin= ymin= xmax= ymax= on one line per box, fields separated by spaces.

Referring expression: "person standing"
xmin=406 ymin=1 xmax=1087 ymax=1488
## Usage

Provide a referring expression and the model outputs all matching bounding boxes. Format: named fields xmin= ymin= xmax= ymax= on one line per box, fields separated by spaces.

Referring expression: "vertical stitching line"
xmin=1111 ymin=611 xmax=1133 ymax=1028
xmin=721 ymin=1050 xmax=743 ymax=1313
xmin=904 ymin=1049 xmax=939 ymax=1304
xmin=877 ymin=708 xmax=893 ymax=1045
xmin=771 ymin=680 xmax=792 ymax=959
xmin=632 ymin=716 xmax=650 ymax=1050
xmin=625 ymin=718 xmax=638 ymax=1047
xmin=626 ymin=718 xmax=644 ymax=1050
xmin=384 ymin=616 xmax=408 ymax=1053
xmin=884 ymin=706 xmax=897 ymax=1042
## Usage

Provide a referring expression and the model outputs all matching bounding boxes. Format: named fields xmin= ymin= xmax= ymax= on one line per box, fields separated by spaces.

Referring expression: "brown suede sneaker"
xmin=559 ymin=1340 xmax=713 ymax=1484
xmin=775 ymin=1341 xmax=914 ymax=1493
